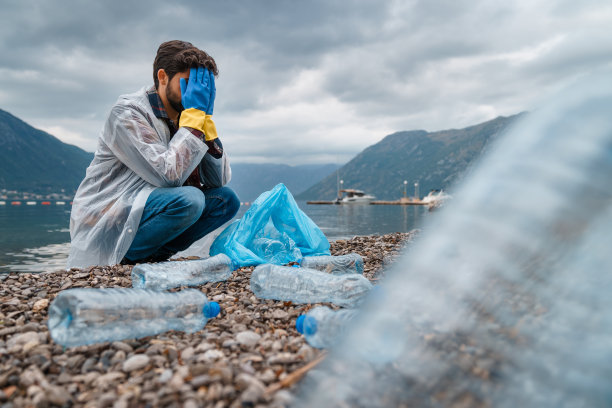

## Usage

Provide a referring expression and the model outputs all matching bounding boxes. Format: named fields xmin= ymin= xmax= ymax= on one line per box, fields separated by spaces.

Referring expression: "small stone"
xmin=222 ymin=339 xmax=238 ymax=348
xmin=296 ymin=344 xmax=315 ymax=362
xmin=240 ymin=383 xmax=265 ymax=405
xmin=236 ymin=331 xmax=261 ymax=347
xmin=112 ymin=341 xmax=133 ymax=353
xmin=273 ymin=389 xmax=295 ymax=406
xmin=157 ymin=369 xmax=173 ymax=383
xmin=81 ymin=357 xmax=99 ymax=373
xmin=23 ymin=340 xmax=40 ymax=354
xmin=190 ymin=374 xmax=212 ymax=388
xmin=7 ymin=331 xmax=40 ymax=348
xmin=258 ymin=369 xmax=277 ymax=384
xmin=235 ymin=373 xmax=265 ymax=392
xmin=181 ymin=346 xmax=195 ymax=361
xmin=32 ymin=298 xmax=49 ymax=313
xmin=122 ymin=354 xmax=150 ymax=372
xmin=184 ymin=399 xmax=198 ymax=408
xmin=268 ymin=352 xmax=296 ymax=365
xmin=94 ymin=372 xmax=125 ymax=389
xmin=195 ymin=342 xmax=214 ymax=353
xmin=269 ymin=309 xmax=289 ymax=320
xmin=66 ymin=354 xmax=86 ymax=370
xmin=200 ymin=349 xmax=224 ymax=362
xmin=44 ymin=385 xmax=71 ymax=405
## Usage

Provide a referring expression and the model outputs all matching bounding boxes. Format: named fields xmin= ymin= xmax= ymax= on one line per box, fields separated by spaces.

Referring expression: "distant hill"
xmin=227 ymin=163 xmax=340 ymax=202
xmin=0 ymin=109 xmax=94 ymax=193
xmin=0 ymin=108 xmax=339 ymax=199
xmin=297 ymin=114 xmax=525 ymax=201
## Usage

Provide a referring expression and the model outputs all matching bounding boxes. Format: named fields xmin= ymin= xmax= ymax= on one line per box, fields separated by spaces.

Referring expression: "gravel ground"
xmin=0 ymin=232 xmax=416 ymax=408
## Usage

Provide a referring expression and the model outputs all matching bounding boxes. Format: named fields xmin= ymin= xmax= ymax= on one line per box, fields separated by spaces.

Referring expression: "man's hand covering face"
xmin=179 ymin=67 xmax=218 ymax=141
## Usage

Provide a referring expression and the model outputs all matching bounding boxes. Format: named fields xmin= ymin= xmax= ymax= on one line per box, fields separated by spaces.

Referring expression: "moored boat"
xmin=335 ymin=189 xmax=376 ymax=204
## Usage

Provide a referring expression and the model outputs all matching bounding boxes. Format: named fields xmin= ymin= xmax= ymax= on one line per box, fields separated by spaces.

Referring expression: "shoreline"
xmin=0 ymin=232 xmax=415 ymax=407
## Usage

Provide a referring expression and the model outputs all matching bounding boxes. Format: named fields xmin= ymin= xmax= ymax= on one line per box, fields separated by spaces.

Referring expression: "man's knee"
xmin=173 ymin=186 xmax=206 ymax=224
xmin=220 ymin=187 xmax=240 ymax=219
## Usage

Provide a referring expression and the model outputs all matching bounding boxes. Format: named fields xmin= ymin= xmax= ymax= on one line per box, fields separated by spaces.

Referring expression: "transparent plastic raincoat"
xmin=67 ymin=86 xmax=231 ymax=269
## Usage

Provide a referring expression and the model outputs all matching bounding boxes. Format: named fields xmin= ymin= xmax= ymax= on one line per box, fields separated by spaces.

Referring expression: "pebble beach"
xmin=0 ymin=232 xmax=415 ymax=408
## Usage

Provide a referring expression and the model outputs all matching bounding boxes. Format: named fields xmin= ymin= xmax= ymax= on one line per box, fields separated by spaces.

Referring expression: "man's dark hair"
xmin=153 ymin=40 xmax=218 ymax=89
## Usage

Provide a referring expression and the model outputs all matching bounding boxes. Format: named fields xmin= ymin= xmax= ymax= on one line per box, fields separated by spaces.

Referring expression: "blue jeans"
xmin=123 ymin=186 xmax=240 ymax=263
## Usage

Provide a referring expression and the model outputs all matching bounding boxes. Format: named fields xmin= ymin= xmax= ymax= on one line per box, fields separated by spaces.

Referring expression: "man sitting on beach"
xmin=67 ymin=40 xmax=240 ymax=268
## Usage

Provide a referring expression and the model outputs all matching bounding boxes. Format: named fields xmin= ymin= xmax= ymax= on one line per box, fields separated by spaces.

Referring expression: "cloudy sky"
xmin=1 ymin=0 xmax=611 ymax=165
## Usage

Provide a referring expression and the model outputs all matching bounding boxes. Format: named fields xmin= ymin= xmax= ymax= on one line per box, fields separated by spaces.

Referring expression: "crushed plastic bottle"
xmin=300 ymin=253 xmax=364 ymax=274
xmin=131 ymin=253 xmax=234 ymax=290
xmin=250 ymin=264 xmax=372 ymax=307
xmin=251 ymin=236 xmax=301 ymax=265
xmin=296 ymin=306 xmax=359 ymax=348
xmin=47 ymin=288 xmax=220 ymax=347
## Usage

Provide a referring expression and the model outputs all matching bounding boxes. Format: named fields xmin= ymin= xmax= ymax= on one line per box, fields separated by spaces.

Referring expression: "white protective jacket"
xmin=67 ymin=86 xmax=231 ymax=269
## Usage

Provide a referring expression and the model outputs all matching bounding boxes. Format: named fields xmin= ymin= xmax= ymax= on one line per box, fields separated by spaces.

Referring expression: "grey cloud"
xmin=1 ymin=0 xmax=611 ymax=163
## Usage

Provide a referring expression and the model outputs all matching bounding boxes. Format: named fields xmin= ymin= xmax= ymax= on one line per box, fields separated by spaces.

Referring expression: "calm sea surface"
xmin=0 ymin=201 xmax=428 ymax=273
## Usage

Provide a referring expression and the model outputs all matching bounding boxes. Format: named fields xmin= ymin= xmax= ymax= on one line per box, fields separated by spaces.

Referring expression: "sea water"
xmin=0 ymin=202 xmax=427 ymax=273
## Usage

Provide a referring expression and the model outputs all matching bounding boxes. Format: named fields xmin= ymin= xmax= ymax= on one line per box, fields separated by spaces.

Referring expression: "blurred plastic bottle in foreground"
xmin=131 ymin=254 xmax=234 ymax=290
xmin=250 ymin=264 xmax=372 ymax=307
xmin=47 ymin=288 xmax=220 ymax=347
xmin=300 ymin=253 xmax=364 ymax=275
xmin=296 ymin=306 xmax=360 ymax=348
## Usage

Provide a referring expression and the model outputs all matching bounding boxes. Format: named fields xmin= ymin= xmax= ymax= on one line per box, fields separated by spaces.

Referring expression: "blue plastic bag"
xmin=210 ymin=183 xmax=330 ymax=267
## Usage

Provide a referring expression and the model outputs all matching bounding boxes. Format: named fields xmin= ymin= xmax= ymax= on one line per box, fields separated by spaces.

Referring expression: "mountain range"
xmin=297 ymin=114 xmax=524 ymax=200
xmin=0 ymin=109 xmax=337 ymax=199
xmin=0 ymin=109 xmax=93 ymax=194
xmin=0 ymin=108 xmax=524 ymax=201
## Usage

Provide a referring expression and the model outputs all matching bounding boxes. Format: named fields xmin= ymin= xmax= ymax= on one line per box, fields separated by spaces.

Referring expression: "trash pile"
xmin=47 ymin=183 xmax=372 ymax=350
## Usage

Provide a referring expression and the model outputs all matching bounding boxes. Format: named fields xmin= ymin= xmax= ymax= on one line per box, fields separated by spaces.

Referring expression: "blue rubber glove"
xmin=180 ymin=67 xmax=214 ymax=113
xmin=207 ymin=69 xmax=216 ymax=115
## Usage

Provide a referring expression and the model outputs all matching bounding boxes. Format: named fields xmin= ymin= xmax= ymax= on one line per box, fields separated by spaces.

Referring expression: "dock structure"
xmin=306 ymin=200 xmax=339 ymax=205
xmin=306 ymin=198 xmax=428 ymax=206
xmin=371 ymin=199 xmax=427 ymax=205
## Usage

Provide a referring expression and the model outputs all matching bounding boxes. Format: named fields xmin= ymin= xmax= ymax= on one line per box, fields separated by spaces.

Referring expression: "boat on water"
xmin=0 ymin=201 xmax=5 ymax=205
xmin=26 ymin=201 xmax=37 ymax=205
xmin=56 ymin=201 xmax=66 ymax=205
xmin=421 ymin=189 xmax=452 ymax=210
xmin=335 ymin=189 xmax=376 ymax=204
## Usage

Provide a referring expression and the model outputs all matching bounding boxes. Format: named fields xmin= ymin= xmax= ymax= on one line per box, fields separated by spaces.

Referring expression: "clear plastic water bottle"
xmin=300 ymin=253 xmax=364 ymax=274
xmin=131 ymin=253 xmax=234 ymax=290
xmin=47 ymin=288 xmax=220 ymax=347
xmin=250 ymin=264 xmax=372 ymax=307
xmin=251 ymin=236 xmax=301 ymax=265
xmin=296 ymin=306 xmax=359 ymax=348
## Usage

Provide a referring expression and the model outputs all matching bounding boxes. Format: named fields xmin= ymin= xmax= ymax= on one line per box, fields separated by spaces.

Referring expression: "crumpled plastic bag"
xmin=210 ymin=183 xmax=330 ymax=267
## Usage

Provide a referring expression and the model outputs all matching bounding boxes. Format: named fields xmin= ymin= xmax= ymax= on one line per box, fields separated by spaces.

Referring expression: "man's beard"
xmin=166 ymin=86 xmax=184 ymax=113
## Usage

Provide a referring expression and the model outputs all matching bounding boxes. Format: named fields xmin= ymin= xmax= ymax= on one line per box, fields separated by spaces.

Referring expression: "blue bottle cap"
xmin=203 ymin=301 xmax=221 ymax=318
xmin=296 ymin=315 xmax=306 ymax=334
xmin=303 ymin=316 xmax=318 ymax=336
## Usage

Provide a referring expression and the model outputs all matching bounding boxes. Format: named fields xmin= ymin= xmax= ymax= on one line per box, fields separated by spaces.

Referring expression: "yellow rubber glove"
xmin=179 ymin=109 xmax=218 ymax=141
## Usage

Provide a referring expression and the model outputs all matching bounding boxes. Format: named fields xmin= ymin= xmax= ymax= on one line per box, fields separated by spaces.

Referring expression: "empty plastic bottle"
xmin=296 ymin=306 xmax=359 ymax=348
xmin=47 ymin=288 xmax=220 ymax=347
xmin=250 ymin=264 xmax=372 ymax=307
xmin=300 ymin=253 xmax=364 ymax=275
xmin=251 ymin=236 xmax=302 ymax=265
xmin=131 ymin=254 xmax=234 ymax=290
